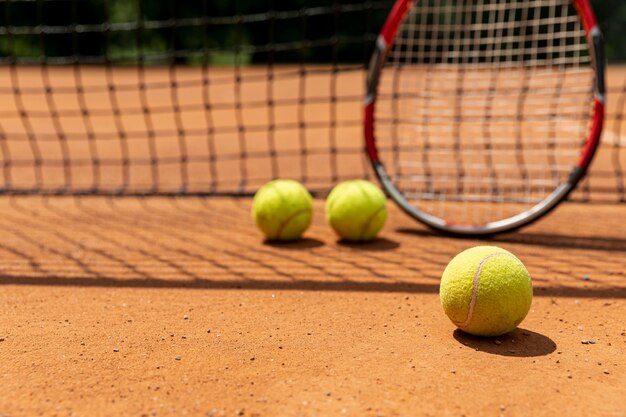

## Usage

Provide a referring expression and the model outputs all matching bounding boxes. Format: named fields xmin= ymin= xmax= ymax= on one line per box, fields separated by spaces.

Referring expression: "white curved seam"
xmin=456 ymin=252 xmax=517 ymax=328
xmin=358 ymin=205 xmax=385 ymax=240
xmin=276 ymin=208 xmax=311 ymax=239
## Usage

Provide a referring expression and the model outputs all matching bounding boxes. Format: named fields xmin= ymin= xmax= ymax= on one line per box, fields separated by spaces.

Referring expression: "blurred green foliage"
xmin=0 ymin=0 xmax=623 ymax=64
xmin=592 ymin=0 xmax=626 ymax=62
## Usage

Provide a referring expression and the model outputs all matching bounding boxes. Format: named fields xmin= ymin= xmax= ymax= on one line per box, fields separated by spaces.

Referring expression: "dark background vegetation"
xmin=0 ymin=0 xmax=623 ymax=65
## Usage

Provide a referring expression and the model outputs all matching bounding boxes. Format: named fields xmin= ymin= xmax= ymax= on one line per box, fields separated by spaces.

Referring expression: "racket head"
xmin=365 ymin=0 xmax=605 ymax=235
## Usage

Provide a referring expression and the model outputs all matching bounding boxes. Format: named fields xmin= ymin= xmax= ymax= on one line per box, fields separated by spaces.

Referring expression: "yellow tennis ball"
xmin=440 ymin=246 xmax=533 ymax=337
xmin=252 ymin=179 xmax=313 ymax=241
xmin=325 ymin=180 xmax=387 ymax=242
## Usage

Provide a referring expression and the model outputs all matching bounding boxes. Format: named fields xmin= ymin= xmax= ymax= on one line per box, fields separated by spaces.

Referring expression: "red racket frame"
xmin=364 ymin=0 xmax=605 ymax=235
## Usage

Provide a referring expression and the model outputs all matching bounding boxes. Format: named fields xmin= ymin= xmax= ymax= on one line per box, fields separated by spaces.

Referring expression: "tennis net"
xmin=0 ymin=0 xmax=624 ymax=202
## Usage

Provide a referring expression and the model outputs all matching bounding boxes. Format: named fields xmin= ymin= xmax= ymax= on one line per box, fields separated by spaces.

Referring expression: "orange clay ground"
xmin=0 ymin=196 xmax=624 ymax=417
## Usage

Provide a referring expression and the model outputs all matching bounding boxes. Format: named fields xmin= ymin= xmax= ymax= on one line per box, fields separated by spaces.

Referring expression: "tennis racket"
xmin=365 ymin=0 xmax=605 ymax=235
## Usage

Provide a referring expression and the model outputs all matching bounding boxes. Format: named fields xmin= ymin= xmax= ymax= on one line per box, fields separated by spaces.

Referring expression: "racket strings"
xmin=376 ymin=0 xmax=595 ymax=225
xmin=390 ymin=1 xmax=590 ymax=68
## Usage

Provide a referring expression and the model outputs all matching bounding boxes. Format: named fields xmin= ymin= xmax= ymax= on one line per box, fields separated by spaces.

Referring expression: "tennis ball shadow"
xmin=263 ymin=237 xmax=324 ymax=249
xmin=452 ymin=328 xmax=556 ymax=357
xmin=336 ymin=237 xmax=400 ymax=251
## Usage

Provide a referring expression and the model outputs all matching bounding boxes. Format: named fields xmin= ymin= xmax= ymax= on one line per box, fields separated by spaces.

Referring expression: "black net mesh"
xmin=0 ymin=0 xmax=623 ymax=202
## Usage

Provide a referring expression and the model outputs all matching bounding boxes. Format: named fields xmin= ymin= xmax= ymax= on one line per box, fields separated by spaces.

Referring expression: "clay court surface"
xmin=1 ymin=66 xmax=626 ymax=417
xmin=1 ymin=197 xmax=625 ymax=417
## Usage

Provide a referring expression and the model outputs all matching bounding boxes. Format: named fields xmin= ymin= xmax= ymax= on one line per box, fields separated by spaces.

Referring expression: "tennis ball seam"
xmin=355 ymin=181 xmax=385 ymax=240
xmin=455 ymin=251 xmax=520 ymax=328
xmin=359 ymin=204 xmax=386 ymax=240
xmin=325 ymin=180 xmax=386 ymax=241
xmin=275 ymin=207 xmax=312 ymax=239
xmin=263 ymin=180 xmax=311 ymax=240
xmin=354 ymin=181 xmax=378 ymax=239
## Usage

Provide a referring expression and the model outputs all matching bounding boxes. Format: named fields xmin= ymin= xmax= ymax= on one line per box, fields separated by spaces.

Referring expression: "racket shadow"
xmin=490 ymin=233 xmax=626 ymax=253
xmin=395 ymin=228 xmax=626 ymax=253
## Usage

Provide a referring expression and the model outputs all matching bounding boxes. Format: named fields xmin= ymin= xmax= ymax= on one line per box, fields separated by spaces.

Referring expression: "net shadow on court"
xmin=0 ymin=196 xmax=623 ymax=300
